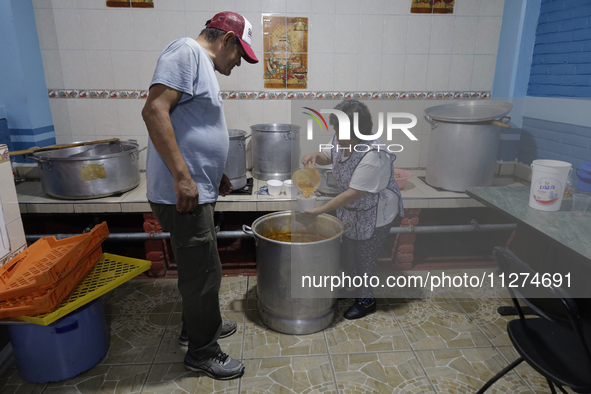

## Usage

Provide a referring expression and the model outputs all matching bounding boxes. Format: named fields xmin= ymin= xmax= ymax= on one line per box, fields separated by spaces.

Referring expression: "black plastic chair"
xmin=477 ymin=247 xmax=591 ymax=394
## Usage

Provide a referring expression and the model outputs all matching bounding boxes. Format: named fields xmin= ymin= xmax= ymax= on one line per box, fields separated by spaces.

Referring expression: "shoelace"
xmin=213 ymin=352 xmax=229 ymax=364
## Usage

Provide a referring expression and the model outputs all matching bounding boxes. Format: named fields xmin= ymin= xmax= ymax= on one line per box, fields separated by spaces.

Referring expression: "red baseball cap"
xmin=206 ymin=11 xmax=258 ymax=64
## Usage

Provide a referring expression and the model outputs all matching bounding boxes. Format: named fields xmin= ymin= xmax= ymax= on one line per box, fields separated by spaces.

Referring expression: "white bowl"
xmin=267 ymin=180 xmax=283 ymax=196
xmin=283 ymin=180 xmax=296 ymax=198
xmin=297 ymin=195 xmax=317 ymax=213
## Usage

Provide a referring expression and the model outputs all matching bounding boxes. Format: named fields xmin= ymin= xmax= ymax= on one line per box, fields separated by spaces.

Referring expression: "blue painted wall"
xmin=528 ymin=0 xmax=591 ymax=97
xmin=0 ymin=0 xmax=55 ymax=161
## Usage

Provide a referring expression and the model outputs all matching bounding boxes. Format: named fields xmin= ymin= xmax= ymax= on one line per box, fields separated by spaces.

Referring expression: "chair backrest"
xmin=493 ymin=246 xmax=591 ymax=371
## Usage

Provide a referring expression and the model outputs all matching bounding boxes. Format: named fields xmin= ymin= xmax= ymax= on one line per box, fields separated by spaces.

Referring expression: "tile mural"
xmin=411 ymin=0 xmax=455 ymax=14
xmin=263 ymin=15 xmax=308 ymax=89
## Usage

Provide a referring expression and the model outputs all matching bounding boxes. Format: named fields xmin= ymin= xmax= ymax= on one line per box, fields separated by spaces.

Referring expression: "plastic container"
xmin=0 ymin=245 xmax=103 ymax=319
xmin=576 ymin=162 xmax=591 ymax=192
xmin=529 ymin=160 xmax=573 ymax=211
xmin=17 ymin=253 xmax=151 ymax=326
xmin=0 ymin=222 xmax=109 ymax=300
xmin=8 ymin=298 xmax=108 ymax=383
xmin=393 ymin=168 xmax=413 ymax=189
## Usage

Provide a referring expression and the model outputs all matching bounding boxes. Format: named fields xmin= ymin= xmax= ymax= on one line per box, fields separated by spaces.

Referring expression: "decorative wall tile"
xmin=263 ymin=15 xmax=308 ymax=89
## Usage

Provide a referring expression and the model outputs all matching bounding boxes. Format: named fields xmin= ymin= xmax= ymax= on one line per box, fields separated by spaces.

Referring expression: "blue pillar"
xmin=0 ymin=0 xmax=55 ymax=162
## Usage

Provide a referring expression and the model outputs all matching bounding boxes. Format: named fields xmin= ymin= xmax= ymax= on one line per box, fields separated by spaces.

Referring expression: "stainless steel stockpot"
xmin=243 ymin=211 xmax=347 ymax=335
xmin=224 ymin=129 xmax=250 ymax=190
xmin=424 ymin=101 xmax=512 ymax=192
xmin=30 ymin=140 xmax=144 ymax=199
xmin=250 ymin=123 xmax=301 ymax=181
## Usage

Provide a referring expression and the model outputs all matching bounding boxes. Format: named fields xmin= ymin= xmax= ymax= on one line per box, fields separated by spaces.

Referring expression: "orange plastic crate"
xmin=0 ymin=223 xmax=109 ymax=301
xmin=0 ymin=245 xmax=104 ymax=319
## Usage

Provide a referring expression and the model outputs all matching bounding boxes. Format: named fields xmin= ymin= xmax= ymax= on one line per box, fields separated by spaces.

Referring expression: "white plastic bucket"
xmin=529 ymin=160 xmax=573 ymax=211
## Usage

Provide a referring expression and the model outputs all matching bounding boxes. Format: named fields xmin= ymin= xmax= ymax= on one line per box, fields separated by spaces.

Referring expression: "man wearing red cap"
xmin=142 ymin=11 xmax=258 ymax=380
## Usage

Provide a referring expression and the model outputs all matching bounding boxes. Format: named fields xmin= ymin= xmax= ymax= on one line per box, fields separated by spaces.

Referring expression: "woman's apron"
xmin=331 ymin=135 xmax=404 ymax=240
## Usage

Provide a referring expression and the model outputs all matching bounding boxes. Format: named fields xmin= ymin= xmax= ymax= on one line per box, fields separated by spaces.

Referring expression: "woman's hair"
xmin=329 ymin=99 xmax=373 ymax=136
xmin=199 ymin=26 xmax=241 ymax=46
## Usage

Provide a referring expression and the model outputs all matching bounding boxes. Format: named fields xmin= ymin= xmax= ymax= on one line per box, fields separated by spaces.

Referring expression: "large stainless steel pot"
xmin=224 ymin=129 xmax=249 ymax=190
xmin=30 ymin=140 xmax=143 ymax=199
xmin=425 ymin=101 xmax=512 ymax=192
xmin=243 ymin=211 xmax=345 ymax=335
xmin=250 ymin=124 xmax=300 ymax=181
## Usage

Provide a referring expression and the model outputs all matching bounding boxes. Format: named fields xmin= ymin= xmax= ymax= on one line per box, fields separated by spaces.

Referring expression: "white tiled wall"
xmin=0 ymin=145 xmax=27 ymax=266
xmin=34 ymin=0 xmax=504 ymax=169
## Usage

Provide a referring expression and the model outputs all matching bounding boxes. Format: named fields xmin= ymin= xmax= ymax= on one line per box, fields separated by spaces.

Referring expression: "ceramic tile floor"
xmin=0 ymin=276 xmax=575 ymax=394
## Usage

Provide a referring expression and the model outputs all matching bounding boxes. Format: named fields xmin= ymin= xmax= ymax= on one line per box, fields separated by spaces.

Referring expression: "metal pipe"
xmin=24 ymin=222 xmax=516 ymax=242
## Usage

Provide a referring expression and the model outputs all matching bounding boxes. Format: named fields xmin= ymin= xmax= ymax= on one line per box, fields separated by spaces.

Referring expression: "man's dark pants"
xmin=150 ymin=202 xmax=222 ymax=358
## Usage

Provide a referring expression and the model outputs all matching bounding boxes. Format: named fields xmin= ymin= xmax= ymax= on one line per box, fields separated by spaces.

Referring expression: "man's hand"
xmin=174 ymin=176 xmax=199 ymax=212
xmin=219 ymin=173 xmax=234 ymax=196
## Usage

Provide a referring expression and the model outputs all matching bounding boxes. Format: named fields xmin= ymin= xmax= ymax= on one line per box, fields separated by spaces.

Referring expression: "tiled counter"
xmin=16 ymin=170 xmax=526 ymax=214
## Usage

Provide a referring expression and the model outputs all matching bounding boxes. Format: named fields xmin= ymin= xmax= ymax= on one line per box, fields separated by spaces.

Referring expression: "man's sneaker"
xmin=179 ymin=320 xmax=238 ymax=346
xmin=184 ymin=351 xmax=244 ymax=380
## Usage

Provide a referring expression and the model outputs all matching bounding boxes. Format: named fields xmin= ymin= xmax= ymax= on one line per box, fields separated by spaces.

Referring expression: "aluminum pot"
xmin=224 ymin=129 xmax=250 ymax=190
xmin=243 ymin=211 xmax=347 ymax=335
xmin=424 ymin=101 xmax=512 ymax=192
xmin=30 ymin=140 xmax=144 ymax=199
xmin=250 ymin=124 xmax=300 ymax=181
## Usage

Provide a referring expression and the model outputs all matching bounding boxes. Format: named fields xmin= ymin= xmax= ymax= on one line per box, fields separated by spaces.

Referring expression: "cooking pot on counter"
xmin=224 ymin=129 xmax=250 ymax=190
xmin=424 ymin=100 xmax=512 ymax=192
xmin=250 ymin=124 xmax=301 ymax=181
xmin=29 ymin=139 xmax=144 ymax=199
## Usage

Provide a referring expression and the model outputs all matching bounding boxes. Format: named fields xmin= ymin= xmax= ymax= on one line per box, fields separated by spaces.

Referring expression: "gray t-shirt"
xmin=146 ymin=38 xmax=229 ymax=205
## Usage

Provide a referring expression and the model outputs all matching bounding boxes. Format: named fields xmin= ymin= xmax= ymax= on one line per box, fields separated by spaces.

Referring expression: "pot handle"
xmin=492 ymin=116 xmax=511 ymax=129
xmin=27 ymin=155 xmax=42 ymax=162
xmin=424 ymin=115 xmax=438 ymax=130
xmin=242 ymin=225 xmax=258 ymax=246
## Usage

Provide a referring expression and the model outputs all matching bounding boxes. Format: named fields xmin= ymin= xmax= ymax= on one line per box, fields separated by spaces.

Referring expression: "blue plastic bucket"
xmin=8 ymin=298 xmax=109 ymax=383
xmin=577 ymin=162 xmax=591 ymax=192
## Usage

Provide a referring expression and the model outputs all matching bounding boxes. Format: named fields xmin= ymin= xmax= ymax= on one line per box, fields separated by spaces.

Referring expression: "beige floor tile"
xmin=332 ymin=351 xmax=435 ymax=393
xmin=219 ymin=276 xmax=248 ymax=312
xmin=43 ymin=364 xmax=150 ymax=394
xmin=246 ymin=276 xmax=257 ymax=310
xmin=416 ymin=348 xmax=534 ymax=393
xmin=325 ymin=303 xmax=411 ymax=354
xmin=104 ymin=279 xmax=179 ymax=315
xmin=243 ymin=310 xmax=327 ymax=358
xmin=0 ymin=366 xmax=46 ymax=394
xmin=155 ymin=311 xmax=245 ymax=364
xmin=391 ymin=299 xmax=492 ymax=350
xmin=141 ymin=363 xmax=239 ymax=394
xmin=101 ymin=314 xmax=170 ymax=365
xmin=497 ymin=346 xmax=576 ymax=394
xmin=457 ymin=299 xmax=518 ymax=347
xmin=241 ymin=356 xmax=337 ymax=394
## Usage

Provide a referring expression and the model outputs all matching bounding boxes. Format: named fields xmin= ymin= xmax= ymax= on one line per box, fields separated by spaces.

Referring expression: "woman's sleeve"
xmin=348 ymin=152 xmax=383 ymax=192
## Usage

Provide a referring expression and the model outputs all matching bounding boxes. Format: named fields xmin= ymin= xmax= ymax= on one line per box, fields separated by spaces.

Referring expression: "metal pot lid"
xmin=424 ymin=100 xmax=513 ymax=122
xmin=250 ymin=123 xmax=300 ymax=132
xmin=228 ymin=129 xmax=247 ymax=139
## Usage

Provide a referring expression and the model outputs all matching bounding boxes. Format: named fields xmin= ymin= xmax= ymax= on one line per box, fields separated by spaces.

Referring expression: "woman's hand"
xmin=303 ymin=207 xmax=323 ymax=217
xmin=301 ymin=153 xmax=317 ymax=167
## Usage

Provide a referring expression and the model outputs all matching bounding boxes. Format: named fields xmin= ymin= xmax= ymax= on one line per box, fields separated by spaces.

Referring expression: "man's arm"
xmin=142 ymin=84 xmax=199 ymax=213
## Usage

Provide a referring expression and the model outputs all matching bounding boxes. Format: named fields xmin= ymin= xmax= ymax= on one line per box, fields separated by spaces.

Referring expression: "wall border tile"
xmin=49 ymin=89 xmax=491 ymax=100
